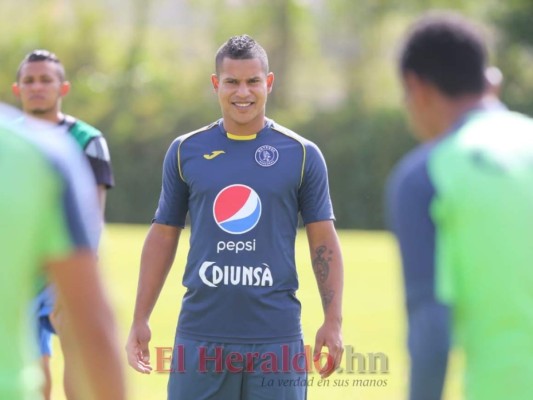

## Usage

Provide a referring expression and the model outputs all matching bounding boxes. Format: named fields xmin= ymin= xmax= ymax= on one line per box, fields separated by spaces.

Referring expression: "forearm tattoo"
xmin=320 ymin=288 xmax=335 ymax=310
xmin=313 ymin=245 xmax=335 ymax=310
xmin=313 ymin=245 xmax=332 ymax=282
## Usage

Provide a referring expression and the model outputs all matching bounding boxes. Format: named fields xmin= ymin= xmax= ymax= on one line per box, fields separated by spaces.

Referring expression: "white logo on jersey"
xmin=199 ymin=261 xmax=273 ymax=287
xmin=217 ymin=239 xmax=256 ymax=253
xmin=255 ymin=145 xmax=279 ymax=167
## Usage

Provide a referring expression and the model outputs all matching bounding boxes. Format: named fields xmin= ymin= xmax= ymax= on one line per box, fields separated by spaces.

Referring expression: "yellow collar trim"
xmin=227 ymin=132 xmax=257 ymax=141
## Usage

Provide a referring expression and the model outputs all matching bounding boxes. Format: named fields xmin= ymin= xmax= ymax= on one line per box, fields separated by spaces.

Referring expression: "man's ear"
xmin=60 ymin=81 xmax=71 ymax=97
xmin=404 ymin=72 xmax=435 ymax=106
xmin=266 ymin=72 xmax=274 ymax=94
xmin=404 ymin=72 xmax=423 ymax=100
xmin=211 ymin=74 xmax=219 ymax=92
xmin=12 ymin=83 xmax=20 ymax=97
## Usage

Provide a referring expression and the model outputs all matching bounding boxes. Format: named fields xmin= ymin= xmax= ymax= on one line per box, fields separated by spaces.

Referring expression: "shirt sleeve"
xmin=84 ymin=136 xmax=115 ymax=188
xmin=153 ymin=138 xmax=189 ymax=227
xmin=55 ymin=138 xmax=102 ymax=250
xmin=298 ymin=141 xmax=335 ymax=224
xmin=386 ymin=149 xmax=450 ymax=400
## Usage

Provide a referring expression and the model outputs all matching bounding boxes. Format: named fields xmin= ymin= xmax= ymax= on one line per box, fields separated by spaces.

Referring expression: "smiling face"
xmin=12 ymin=60 xmax=70 ymax=123
xmin=211 ymin=57 xmax=274 ymax=136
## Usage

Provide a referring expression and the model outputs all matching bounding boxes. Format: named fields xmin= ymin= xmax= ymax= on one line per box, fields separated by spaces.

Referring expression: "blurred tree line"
xmin=1 ymin=0 xmax=532 ymax=229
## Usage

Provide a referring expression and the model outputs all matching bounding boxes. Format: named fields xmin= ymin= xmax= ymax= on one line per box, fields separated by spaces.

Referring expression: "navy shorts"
xmin=167 ymin=337 xmax=308 ymax=400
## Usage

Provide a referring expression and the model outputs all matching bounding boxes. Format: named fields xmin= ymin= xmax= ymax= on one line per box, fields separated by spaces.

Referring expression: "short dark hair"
xmin=399 ymin=12 xmax=487 ymax=97
xmin=16 ymin=49 xmax=66 ymax=81
xmin=215 ymin=35 xmax=269 ymax=76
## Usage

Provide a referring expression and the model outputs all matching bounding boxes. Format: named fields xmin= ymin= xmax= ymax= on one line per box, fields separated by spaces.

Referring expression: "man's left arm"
xmin=386 ymin=156 xmax=450 ymax=400
xmin=306 ymin=220 xmax=344 ymax=378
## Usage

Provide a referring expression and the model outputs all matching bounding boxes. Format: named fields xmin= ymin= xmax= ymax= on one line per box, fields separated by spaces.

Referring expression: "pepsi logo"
xmin=213 ymin=185 xmax=262 ymax=234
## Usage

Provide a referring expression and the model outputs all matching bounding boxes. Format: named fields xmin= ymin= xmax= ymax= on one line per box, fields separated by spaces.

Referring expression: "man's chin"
xmin=29 ymin=108 xmax=49 ymax=115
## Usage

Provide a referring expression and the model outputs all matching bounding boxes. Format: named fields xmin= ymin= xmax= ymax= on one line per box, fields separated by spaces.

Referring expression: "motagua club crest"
xmin=255 ymin=145 xmax=279 ymax=167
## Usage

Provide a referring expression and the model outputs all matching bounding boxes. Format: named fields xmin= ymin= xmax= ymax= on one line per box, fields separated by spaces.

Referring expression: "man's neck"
xmin=222 ymin=116 xmax=266 ymax=137
xmin=25 ymin=110 xmax=64 ymax=125
xmin=430 ymin=94 xmax=486 ymax=140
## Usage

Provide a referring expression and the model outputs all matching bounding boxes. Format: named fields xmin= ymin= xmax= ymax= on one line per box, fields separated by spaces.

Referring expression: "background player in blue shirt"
xmin=126 ymin=35 xmax=344 ymax=400
xmin=12 ymin=49 xmax=115 ymax=400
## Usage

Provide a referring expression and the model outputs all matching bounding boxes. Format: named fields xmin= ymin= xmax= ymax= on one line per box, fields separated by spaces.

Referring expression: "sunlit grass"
xmin=49 ymin=224 xmax=462 ymax=399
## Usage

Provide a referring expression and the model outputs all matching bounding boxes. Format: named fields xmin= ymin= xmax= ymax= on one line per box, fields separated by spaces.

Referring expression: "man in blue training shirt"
xmin=126 ymin=35 xmax=344 ymax=400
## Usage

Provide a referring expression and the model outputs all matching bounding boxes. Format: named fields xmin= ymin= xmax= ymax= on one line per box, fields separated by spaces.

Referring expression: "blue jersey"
xmin=154 ymin=119 xmax=334 ymax=343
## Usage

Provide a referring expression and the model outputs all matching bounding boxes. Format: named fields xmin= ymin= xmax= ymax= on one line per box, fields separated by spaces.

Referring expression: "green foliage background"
xmin=2 ymin=0 xmax=532 ymax=228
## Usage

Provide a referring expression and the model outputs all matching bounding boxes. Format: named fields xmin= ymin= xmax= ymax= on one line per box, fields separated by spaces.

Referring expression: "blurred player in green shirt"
xmin=12 ymin=49 xmax=115 ymax=400
xmin=388 ymin=11 xmax=533 ymax=400
xmin=0 ymin=106 xmax=124 ymax=400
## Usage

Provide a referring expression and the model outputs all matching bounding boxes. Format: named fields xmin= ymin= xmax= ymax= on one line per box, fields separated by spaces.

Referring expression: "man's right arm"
xmin=38 ymin=127 xmax=126 ymax=399
xmin=126 ymin=223 xmax=181 ymax=373
xmin=48 ymin=250 xmax=126 ymax=400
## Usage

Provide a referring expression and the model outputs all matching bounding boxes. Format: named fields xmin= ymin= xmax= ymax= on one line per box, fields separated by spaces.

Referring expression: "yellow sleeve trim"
xmin=176 ymin=122 xmax=217 ymax=182
xmin=270 ymin=123 xmax=306 ymax=188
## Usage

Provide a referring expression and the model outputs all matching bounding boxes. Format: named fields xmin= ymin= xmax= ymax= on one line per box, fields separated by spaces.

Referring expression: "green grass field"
xmin=49 ymin=224 xmax=463 ymax=399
